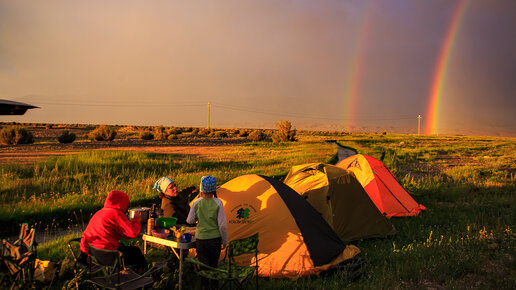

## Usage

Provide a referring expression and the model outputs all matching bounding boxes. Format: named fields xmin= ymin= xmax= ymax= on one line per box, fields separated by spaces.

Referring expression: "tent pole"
xmin=372 ymin=170 xmax=410 ymax=213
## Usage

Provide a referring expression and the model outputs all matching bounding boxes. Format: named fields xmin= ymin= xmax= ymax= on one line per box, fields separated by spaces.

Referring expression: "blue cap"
xmin=200 ymin=175 xmax=217 ymax=193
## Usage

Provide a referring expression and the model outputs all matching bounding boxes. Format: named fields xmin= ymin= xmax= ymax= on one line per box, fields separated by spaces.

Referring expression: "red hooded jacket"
xmin=80 ymin=190 xmax=141 ymax=254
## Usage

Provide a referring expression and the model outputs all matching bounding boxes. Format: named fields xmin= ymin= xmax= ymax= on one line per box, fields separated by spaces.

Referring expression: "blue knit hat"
xmin=200 ymin=175 xmax=217 ymax=193
xmin=153 ymin=177 xmax=174 ymax=193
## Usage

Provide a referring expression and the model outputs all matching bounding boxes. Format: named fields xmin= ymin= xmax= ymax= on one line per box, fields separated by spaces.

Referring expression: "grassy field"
xmin=1 ymin=132 xmax=515 ymax=289
xmin=333 ymin=134 xmax=515 ymax=289
xmin=0 ymin=139 xmax=337 ymax=235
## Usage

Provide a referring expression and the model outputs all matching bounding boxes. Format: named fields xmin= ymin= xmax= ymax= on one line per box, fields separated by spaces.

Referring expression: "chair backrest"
xmin=88 ymin=245 xmax=121 ymax=269
xmin=18 ymin=223 xmax=29 ymax=240
xmin=228 ymin=233 xmax=259 ymax=258
xmin=2 ymin=240 xmax=24 ymax=260
xmin=2 ymin=224 xmax=36 ymax=261
xmin=20 ymin=225 xmax=36 ymax=251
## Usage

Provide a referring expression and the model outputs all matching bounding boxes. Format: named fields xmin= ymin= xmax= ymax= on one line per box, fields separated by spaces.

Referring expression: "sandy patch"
xmin=0 ymin=145 xmax=232 ymax=164
xmin=96 ymin=146 xmax=232 ymax=158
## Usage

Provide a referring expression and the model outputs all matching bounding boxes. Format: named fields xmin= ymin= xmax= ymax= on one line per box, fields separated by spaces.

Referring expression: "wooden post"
xmin=207 ymin=102 xmax=211 ymax=129
xmin=417 ymin=115 xmax=421 ymax=136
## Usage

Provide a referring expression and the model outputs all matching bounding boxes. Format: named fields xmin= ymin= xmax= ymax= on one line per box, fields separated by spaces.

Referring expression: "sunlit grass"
xmin=4 ymin=133 xmax=516 ymax=289
xmin=0 ymin=141 xmax=336 ymax=235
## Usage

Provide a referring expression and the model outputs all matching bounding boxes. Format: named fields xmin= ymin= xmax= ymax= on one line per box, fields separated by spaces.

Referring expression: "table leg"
xmin=179 ymin=249 xmax=183 ymax=290
xmin=144 ymin=240 xmax=147 ymax=254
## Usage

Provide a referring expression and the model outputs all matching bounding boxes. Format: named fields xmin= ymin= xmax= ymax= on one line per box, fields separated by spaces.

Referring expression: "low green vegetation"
xmin=2 ymin=131 xmax=515 ymax=288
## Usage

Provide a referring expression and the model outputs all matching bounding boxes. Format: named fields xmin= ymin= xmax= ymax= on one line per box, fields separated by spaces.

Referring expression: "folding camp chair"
xmin=186 ymin=233 xmax=259 ymax=290
xmin=67 ymin=237 xmax=103 ymax=289
xmin=85 ymin=244 xmax=156 ymax=290
xmin=0 ymin=223 xmax=37 ymax=287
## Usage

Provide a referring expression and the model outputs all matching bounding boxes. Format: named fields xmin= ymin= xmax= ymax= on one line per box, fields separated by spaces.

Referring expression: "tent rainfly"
xmin=284 ymin=163 xmax=396 ymax=242
xmin=204 ymin=174 xmax=361 ymax=278
xmin=337 ymin=154 xmax=427 ymax=218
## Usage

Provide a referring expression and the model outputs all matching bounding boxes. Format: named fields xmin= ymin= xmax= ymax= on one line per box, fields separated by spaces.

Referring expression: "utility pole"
xmin=417 ymin=114 xmax=421 ymax=136
xmin=207 ymin=102 xmax=211 ymax=129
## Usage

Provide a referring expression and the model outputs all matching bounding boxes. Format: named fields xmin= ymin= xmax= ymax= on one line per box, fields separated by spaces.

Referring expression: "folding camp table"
xmin=142 ymin=234 xmax=195 ymax=290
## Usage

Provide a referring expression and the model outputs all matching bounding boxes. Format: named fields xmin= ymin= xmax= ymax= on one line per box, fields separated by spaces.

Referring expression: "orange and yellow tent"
xmin=213 ymin=174 xmax=360 ymax=277
xmin=337 ymin=154 xmax=426 ymax=218
xmin=284 ymin=163 xmax=395 ymax=241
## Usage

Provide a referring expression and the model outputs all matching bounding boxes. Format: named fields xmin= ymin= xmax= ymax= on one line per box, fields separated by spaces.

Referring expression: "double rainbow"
xmin=342 ymin=1 xmax=469 ymax=135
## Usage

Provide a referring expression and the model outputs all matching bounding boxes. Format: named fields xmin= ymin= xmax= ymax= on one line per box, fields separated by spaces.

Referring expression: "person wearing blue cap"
xmin=187 ymin=175 xmax=227 ymax=290
xmin=153 ymin=177 xmax=195 ymax=224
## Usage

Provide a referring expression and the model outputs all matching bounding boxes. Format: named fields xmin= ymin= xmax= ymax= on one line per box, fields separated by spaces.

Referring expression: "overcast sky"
xmin=1 ymin=0 xmax=515 ymax=135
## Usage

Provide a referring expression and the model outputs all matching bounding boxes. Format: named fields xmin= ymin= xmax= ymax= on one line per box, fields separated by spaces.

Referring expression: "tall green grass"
xmin=0 ymin=141 xmax=336 ymax=235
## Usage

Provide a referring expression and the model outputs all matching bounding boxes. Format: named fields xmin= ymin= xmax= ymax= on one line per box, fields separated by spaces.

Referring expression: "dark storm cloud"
xmin=0 ymin=0 xmax=514 ymax=135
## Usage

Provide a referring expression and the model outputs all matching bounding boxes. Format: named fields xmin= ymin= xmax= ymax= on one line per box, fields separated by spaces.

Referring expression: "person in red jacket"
xmin=79 ymin=190 xmax=147 ymax=273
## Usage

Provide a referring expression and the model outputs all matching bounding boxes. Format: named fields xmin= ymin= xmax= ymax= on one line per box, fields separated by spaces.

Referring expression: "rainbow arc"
xmin=425 ymin=0 xmax=469 ymax=134
xmin=342 ymin=3 xmax=374 ymax=130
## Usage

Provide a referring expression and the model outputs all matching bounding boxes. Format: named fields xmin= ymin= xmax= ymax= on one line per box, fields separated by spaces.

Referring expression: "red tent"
xmin=337 ymin=154 xmax=426 ymax=218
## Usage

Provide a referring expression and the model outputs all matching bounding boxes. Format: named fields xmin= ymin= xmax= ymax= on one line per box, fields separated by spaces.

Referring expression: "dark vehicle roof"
xmin=0 ymin=99 xmax=39 ymax=115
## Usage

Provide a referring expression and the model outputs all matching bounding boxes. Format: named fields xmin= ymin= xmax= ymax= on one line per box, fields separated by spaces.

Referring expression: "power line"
xmin=211 ymin=103 xmax=341 ymax=120
xmin=32 ymin=101 xmax=205 ymax=108
xmin=26 ymin=99 xmax=416 ymax=122
xmin=211 ymin=102 xmax=414 ymax=121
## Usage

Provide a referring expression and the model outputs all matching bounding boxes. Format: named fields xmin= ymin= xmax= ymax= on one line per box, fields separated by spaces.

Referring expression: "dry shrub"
xmin=238 ymin=130 xmax=249 ymax=137
xmin=88 ymin=125 xmax=117 ymax=141
xmin=272 ymin=120 xmax=297 ymax=143
xmin=209 ymin=131 xmax=227 ymax=138
xmin=154 ymin=132 xmax=168 ymax=140
xmin=168 ymin=134 xmax=178 ymax=140
xmin=167 ymin=127 xmax=182 ymax=135
xmin=58 ymin=130 xmax=76 ymax=143
xmin=139 ymin=131 xmax=154 ymax=140
xmin=0 ymin=126 xmax=34 ymax=145
xmin=154 ymin=126 xmax=168 ymax=140
xmin=198 ymin=128 xmax=210 ymax=136
xmin=247 ymin=130 xmax=266 ymax=142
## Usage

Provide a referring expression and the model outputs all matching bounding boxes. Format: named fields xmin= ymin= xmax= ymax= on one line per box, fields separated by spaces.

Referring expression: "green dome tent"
xmin=284 ymin=163 xmax=395 ymax=241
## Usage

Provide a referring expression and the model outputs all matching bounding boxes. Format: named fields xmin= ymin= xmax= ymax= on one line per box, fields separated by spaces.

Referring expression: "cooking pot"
xmin=127 ymin=207 xmax=151 ymax=224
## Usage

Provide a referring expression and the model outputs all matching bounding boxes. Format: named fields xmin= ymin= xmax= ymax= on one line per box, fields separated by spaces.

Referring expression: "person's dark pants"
xmin=196 ymin=237 xmax=222 ymax=290
xmin=118 ymin=245 xmax=148 ymax=274
xmin=79 ymin=245 xmax=147 ymax=273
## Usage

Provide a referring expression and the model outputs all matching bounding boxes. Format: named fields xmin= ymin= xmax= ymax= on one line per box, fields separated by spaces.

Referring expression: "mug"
xmin=182 ymin=233 xmax=192 ymax=243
